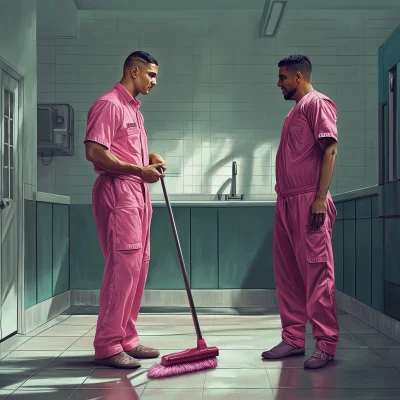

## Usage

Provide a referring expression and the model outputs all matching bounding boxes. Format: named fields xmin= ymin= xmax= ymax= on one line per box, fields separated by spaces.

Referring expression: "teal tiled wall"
xmin=67 ymin=196 xmax=395 ymax=320
xmin=333 ymin=194 xmax=385 ymax=313
xmin=24 ymin=201 xmax=70 ymax=309
xmin=69 ymin=205 xmax=276 ymax=290
xmin=24 ymin=201 xmax=37 ymax=309
xmin=70 ymin=205 xmax=104 ymax=290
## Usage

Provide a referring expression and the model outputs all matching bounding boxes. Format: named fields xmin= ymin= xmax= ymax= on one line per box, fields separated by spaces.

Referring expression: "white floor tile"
xmin=145 ymin=370 xmax=206 ymax=389
xmin=140 ymin=388 xmax=203 ymax=399
xmin=71 ymin=388 xmax=144 ymax=399
xmin=0 ymin=308 xmax=397 ymax=399
xmin=203 ymin=388 xmax=275 ymax=399
xmin=59 ymin=316 xmax=98 ymax=326
xmin=204 ymin=368 xmax=271 ymax=389
xmin=0 ymin=390 xmax=13 ymax=399
xmin=37 ymin=325 xmax=93 ymax=337
xmin=81 ymin=368 xmax=149 ymax=389
xmin=8 ymin=389 xmax=75 ymax=399
xmin=0 ymin=351 xmax=61 ymax=372
xmin=20 ymin=368 xmax=95 ymax=390
xmin=0 ymin=336 xmax=31 ymax=353
xmin=16 ymin=337 xmax=79 ymax=352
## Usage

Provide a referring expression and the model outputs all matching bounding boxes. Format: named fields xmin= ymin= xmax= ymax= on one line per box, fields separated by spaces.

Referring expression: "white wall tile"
xmin=36 ymin=11 xmax=400 ymax=201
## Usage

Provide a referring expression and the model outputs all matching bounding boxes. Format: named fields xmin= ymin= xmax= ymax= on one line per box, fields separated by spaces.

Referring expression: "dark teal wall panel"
xmin=218 ymin=207 xmax=274 ymax=289
xmin=356 ymin=219 xmax=372 ymax=306
xmin=52 ymin=204 xmax=70 ymax=296
xmin=356 ymin=197 xmax=371 ymax=219
xmin=385 ymin=281 xmax=400 ymax=321
xmin=384 ymin=182 xmax=397 ymax=217
xmin=385 ymin=218 xmax=400 ymax=286
xmin=146 ymin=208 xmax=191 ymax=289
xmin=343 ymin=201 xmax=356 ymax=219
xmin=335 ymin=202 xmax=344 ymax=221
xmin=24 ymin=200 xmax=37 ymax=309
xmin=371 ymin=195 xmax=379 ymax=218
xmin=70 ymin=205 xmax=104 ymax=290
xmin=372 ymin=218 xmax=384 ymax=312
xmin=343 ymin=219 xmax=356 ymax=297
xmin=332 ymin=220 xmax=344 ymax=292
xmin=190 ymin=208 xmax=218 ymax=289
xmin=36 ymin=202 xmax=53 ymax=303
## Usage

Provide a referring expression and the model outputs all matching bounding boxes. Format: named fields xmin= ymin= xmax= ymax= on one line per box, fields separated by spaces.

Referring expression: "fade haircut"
xmin=278 ymin=55 xmax=312 ymax=79
xmin=123 ymin=51 xmax=158 ymax=70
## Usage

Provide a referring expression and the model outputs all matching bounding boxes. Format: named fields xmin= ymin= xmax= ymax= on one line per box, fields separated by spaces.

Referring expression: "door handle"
xmin=0 ymin=199 xmax=10 ymax=209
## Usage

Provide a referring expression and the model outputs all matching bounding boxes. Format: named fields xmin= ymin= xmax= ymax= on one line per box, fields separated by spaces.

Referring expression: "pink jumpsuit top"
xmin=275 ymin=89 xmax=338 ymax=197
xmin=85 ymin=82 xmax=149 ymax=181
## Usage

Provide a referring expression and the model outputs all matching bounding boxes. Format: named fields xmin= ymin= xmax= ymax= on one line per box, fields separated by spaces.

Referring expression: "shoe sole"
xmin=94 ymin=359 xmax=142 ymax=369
xmin=127 ymin=354 xmax=160 ymax=359
xmin=262 ymin=349 xmax=305 ymax=360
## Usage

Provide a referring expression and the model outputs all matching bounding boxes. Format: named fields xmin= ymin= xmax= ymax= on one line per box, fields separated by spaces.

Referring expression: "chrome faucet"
xmin=225 ymin=161 xmax=243 ymax=200
xmin=231 ymin=161 xmax=237 ymax=196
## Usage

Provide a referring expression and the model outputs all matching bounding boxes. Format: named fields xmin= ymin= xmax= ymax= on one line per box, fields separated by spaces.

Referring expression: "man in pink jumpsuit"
xmin=84 ymin=51 xmax=166 ymax=369
xmin=262 ymin=55 xmax=340 ymax=369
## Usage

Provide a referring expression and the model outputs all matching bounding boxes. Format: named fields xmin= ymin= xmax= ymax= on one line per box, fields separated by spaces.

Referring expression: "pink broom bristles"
xmin=147 ymin=356 xmax=218 ymax=379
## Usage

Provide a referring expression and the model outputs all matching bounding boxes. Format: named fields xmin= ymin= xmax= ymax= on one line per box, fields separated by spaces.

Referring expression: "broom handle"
xmin=157 ymin=167 xmax=203 ymax=340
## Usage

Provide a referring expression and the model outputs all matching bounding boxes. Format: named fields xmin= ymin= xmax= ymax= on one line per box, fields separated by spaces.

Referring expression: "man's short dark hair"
xmin=278 ymin=55 xmax=312 ymax=78
xmin=124 ymin=51 xmax=158 ymax=70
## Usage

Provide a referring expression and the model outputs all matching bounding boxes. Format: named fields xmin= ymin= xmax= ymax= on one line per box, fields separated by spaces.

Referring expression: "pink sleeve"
xmin=307 ymin=99 xmax=338 ymax=142
xmin=84 ymin=100 xmax=120 ymax=149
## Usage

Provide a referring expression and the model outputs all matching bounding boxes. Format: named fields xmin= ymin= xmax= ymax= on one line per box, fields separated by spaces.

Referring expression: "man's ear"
xmin=130 ymin=65 xmax=139 ymax=78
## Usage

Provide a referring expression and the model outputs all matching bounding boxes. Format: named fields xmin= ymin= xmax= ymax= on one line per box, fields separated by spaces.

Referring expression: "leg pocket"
xmin=305 ymin=225 xmax=327 ymax=263
xmin=114 ymin=207 xmax=142 ymax=251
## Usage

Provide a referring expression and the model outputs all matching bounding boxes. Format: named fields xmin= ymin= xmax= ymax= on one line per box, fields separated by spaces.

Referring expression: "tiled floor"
xmin=1 ymin=307 xmax=400 ymax=399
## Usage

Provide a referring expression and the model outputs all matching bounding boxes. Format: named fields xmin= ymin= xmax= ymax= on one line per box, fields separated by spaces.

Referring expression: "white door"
xmin=0 ymin=71 xmax=19 ymax=340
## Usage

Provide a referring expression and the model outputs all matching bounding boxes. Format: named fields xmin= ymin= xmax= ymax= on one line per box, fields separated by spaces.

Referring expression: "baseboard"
xmin=23 ymin=291 xmax=71 ymax=334
xmin=336 ymin=290 xmax=400 ymax=343
xmin=71 ymin=289 xmax=279 ymax=308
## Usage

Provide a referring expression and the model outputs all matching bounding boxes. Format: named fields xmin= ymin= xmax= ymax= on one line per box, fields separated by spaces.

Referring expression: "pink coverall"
xmin=84 ymin=83 xmax=152 ymax=359
xmin=274 ymin=90 xmax=339 ymax=356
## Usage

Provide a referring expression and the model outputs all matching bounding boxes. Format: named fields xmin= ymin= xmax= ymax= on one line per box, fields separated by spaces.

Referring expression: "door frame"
xmin=0 ymin=56 xmax=25 ymax=336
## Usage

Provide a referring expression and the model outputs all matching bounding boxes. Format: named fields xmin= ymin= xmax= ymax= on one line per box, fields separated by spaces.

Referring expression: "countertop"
xmin=151 ymin=186 xmax=379 ymax=207
xmin=151 ymin=200 xmax=276 ymax=207
xmin=34 ymin=192 xmax=71 ymax=205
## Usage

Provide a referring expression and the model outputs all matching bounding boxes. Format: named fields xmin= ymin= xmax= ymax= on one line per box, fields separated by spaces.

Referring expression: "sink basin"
xmin=217 ymin=194 xmax=244 ymax=201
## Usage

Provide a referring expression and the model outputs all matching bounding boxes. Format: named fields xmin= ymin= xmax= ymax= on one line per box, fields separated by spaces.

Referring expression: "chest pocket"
xmin=288 ymin=126 xmax=307 ymax=156
xmin=121 ymin=128 xmax=141 ymax=153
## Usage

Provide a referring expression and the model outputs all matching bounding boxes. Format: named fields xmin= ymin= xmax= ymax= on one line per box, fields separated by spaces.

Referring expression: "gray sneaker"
xmin=262 ymin=341 xmax=305 ymax=360
xmin=126 ymin=344 xmax=160 ymax=359
xmin=304 ymin=348 xmax=334 ymax=369
xmin=95 ymin=351 xmax=142 ymax=369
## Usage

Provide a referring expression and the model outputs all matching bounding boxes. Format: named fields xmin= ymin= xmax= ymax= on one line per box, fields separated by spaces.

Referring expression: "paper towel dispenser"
xmin=37 ymin=103 xmax=74 ymax=157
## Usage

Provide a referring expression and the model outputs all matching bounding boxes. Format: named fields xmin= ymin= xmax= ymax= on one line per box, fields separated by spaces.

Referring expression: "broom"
xmin=146 ymin=168 xmax=219 ymax=379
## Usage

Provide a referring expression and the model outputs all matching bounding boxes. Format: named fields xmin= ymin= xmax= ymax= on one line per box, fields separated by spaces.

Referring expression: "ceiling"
xmin=74 ymin=0 xmax=400 ymax=11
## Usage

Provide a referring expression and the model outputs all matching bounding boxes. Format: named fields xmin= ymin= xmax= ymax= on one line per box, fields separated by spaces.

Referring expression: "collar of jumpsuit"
xmin=114 ymin=82 xmax=142 ymax=109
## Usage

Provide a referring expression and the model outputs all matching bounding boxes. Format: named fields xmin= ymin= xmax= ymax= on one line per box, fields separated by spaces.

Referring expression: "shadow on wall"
xmin=201 ymin=139 xmax=274 ymax=198
xmin=241 ymin=227 xmax=275 ymax=290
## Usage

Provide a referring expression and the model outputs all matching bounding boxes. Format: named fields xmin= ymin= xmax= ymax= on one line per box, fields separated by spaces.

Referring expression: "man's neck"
xmin=295 ymin=84 xmax=313 ymax=103
xmin=120 ymin=79 xmax=138 ymax=98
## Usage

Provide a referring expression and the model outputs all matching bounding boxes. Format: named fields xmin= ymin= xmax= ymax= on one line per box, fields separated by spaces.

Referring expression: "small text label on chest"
xmin=126 ymin=122 xmax=137 ymax=129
